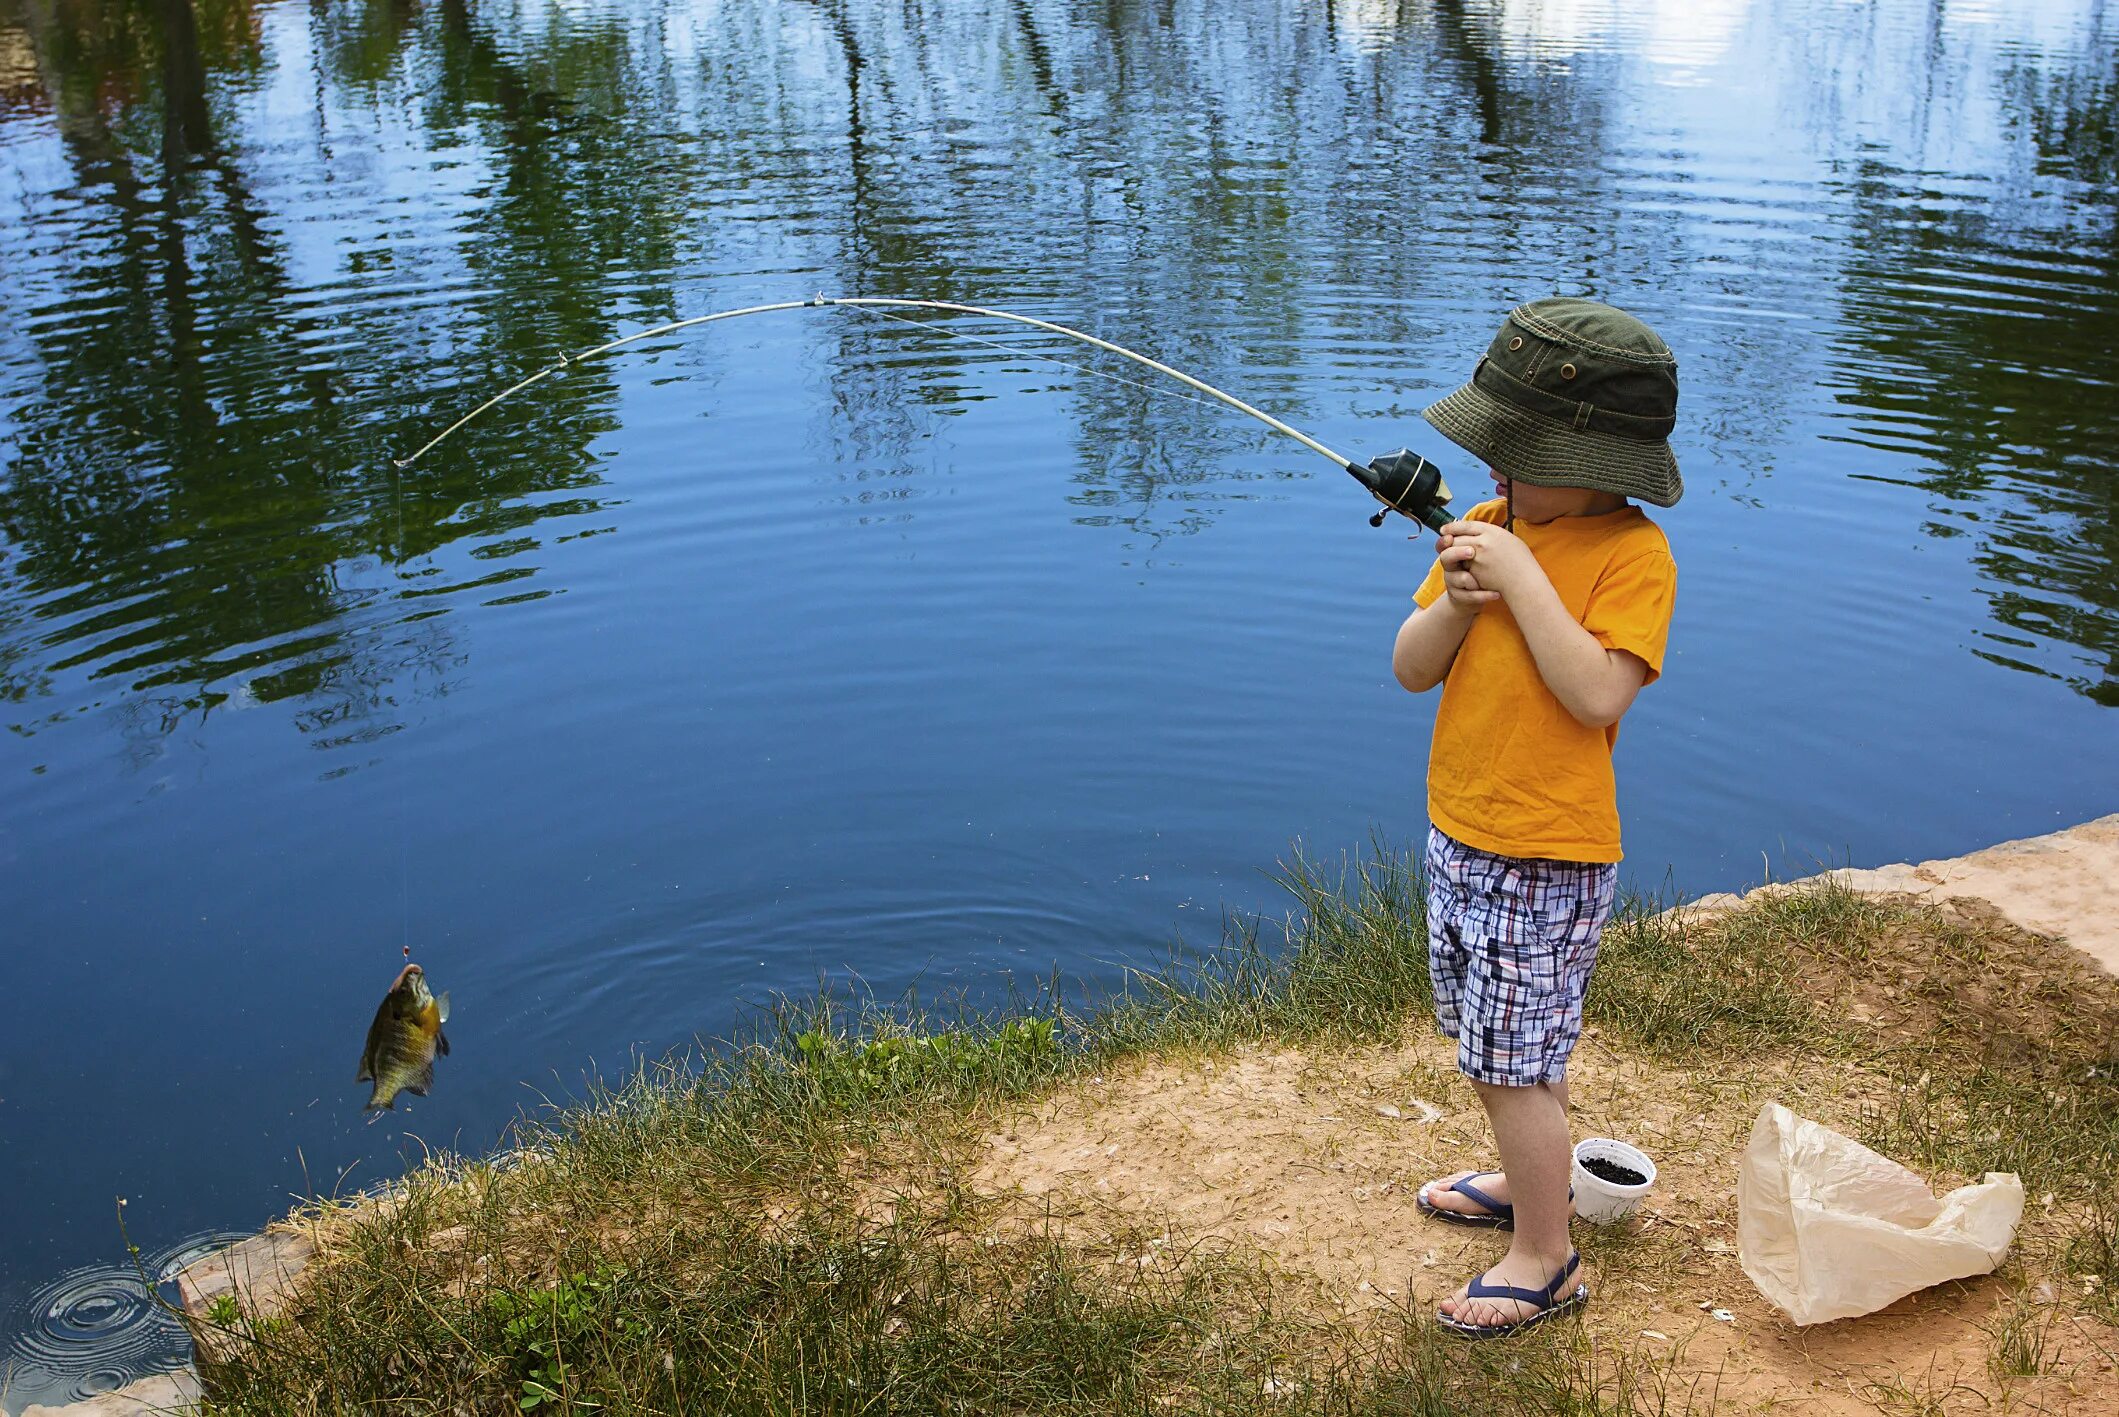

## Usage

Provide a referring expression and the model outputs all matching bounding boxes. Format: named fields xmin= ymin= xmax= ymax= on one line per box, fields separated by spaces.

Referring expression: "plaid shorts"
xmin=1425 ymin=826 xmax=1617 ymax=1087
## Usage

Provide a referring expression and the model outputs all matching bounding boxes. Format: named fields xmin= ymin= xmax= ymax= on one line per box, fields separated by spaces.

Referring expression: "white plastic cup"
xmin=1571 ymin=1138 xmax=1657 ymax=1225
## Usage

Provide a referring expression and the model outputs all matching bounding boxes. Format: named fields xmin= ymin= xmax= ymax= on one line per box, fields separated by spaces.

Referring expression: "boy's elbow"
xmin=1393 ymin=655 xmax=1442 ymax=693
xmin=1567 ymin=683 xmax=1638 ymax=729
xmin=1571 ymin=651 xmax=1650 ymax=727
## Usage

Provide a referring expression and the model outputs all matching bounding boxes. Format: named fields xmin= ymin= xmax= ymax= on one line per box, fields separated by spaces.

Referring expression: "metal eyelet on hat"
xmin=1508 ymin=336 xmax=1524 ymax=351
xmin=1560 ymin=362 xmax=1577 ymax=378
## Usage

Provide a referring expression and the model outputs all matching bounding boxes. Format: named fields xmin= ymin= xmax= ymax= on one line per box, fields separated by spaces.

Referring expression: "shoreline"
xmin=1680 ymin=814 xmax=2119 ymax=979
xmin=20 ymin=813 xmax=2119 ymax=1416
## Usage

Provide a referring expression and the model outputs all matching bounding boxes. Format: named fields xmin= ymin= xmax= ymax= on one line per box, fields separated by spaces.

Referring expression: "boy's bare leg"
xmin=1438 ymin=1078 xmax=1579 ymax=1323
xmin=1419 ymin=1070 xmax=1566 ymax=1218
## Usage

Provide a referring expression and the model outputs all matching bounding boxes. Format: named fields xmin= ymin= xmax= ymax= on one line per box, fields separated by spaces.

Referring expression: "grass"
xmin=1853 ymin=1371 xmax=1985 ymax=1417
xmin=203 ymin=1182 xmax=1714 ymax=1416
xmin=2065 ymin=1184 xmax=2119 ymax=1323
xmin=1985 ymin=1283 xmax=2062 ymax=1380
xmin=193 ymin=841 xmax=2119 ymax=1415
xmin=1599 ymin=879 xmax=2119 ymax=1202
xmin=1586 ymin=881 xmax=1880 ymax=1054
xmin=1095 ymin=839 xmax=1434 ymax=1054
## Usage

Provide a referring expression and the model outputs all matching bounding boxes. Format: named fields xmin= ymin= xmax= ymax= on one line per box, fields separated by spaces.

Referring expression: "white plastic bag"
xmin=1737 ymin=1102 xmax=2024 ymax=1325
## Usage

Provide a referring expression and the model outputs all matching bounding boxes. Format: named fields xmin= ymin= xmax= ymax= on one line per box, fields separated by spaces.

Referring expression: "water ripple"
xmin=0 ymin=1232 xmax=242 ymax=1408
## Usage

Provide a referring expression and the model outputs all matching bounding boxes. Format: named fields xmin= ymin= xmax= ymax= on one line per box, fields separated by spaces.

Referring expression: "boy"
xmin=1390 ymin=298 xmax=1680 ymax=1338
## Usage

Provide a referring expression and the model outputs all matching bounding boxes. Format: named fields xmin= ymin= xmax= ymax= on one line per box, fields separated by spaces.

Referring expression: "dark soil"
xmin=1580 ymin=1156 xmax=1647 ymax=1187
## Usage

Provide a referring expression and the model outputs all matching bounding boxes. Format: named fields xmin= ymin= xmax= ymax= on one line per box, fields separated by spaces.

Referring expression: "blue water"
xmin=2 ymin=0 xmax=2116 ymax=1402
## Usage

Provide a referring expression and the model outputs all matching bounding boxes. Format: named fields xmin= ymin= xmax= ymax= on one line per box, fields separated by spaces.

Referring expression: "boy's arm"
xmin=1392 ymin=595 xmax=1478 ymax=691
xmin=1394 ymin=536 xmax=1495 ymax=691
xmin=1437 ymin=520 xmax=1648 ymax=727
xmin=1506 ymin=577 xmax=1649 ymax=727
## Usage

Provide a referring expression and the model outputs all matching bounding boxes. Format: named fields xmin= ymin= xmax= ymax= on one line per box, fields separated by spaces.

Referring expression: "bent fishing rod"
xmin=395 ymin=294 xmax=1456 ymax=531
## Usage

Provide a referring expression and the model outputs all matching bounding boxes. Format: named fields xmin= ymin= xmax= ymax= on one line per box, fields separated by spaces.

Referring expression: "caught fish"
xmin=357 ymin=963 xmax=450 ymax=1113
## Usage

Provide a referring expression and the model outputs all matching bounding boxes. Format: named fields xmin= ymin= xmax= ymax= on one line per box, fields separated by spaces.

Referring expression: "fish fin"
xmin=437 ymin=992 xmax=450 ymax=1025
xmin=356 ymin=1060 xmax=374 ymax=1083
xmin=437 ymin=1029 xmax=450 ymax=1058
xmin=405 ymin=1060 xmax=435 ymax=1098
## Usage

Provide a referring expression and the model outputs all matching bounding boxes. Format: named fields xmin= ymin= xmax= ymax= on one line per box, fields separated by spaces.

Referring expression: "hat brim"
xmin=1422 ymin=379 xmax=1683 ymax=508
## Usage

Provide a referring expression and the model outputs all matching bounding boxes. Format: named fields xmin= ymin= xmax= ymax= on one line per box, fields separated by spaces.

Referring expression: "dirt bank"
xmin=955 ymin=823 xmax=2119 ymax=1415
xmin=968 ymin=1025 xmax=2114 ymax=1414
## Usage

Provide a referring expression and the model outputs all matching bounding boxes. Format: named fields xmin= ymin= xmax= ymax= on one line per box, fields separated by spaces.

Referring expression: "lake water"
xmin=2 ymin=0 xmax=2114 ymax=1402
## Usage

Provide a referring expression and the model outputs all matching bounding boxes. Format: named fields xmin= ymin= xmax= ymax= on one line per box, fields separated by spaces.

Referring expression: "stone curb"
xmin=17 ymin=1371 xmax=199 ymax=1417
xmin=1667 ymin=813 xmax=2119 ymax=979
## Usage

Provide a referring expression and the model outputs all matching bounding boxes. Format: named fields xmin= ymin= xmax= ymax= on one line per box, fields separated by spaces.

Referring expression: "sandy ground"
xmin=966 ymin=1038 xmax=2117 ymax=1414
xmin=956 ymin=820 xmax=2119 ymax=1416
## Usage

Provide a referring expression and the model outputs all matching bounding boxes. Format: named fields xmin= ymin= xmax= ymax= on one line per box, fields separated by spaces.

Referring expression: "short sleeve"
xmin=1413 ymin=558 xmax=1445 ymax=608
xmin=1583 ymin=549 xmax=1677 ymax=685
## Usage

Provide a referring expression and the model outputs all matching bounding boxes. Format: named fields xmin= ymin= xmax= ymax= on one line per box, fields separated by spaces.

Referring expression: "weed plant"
xmin=1984 ymin=1283 xmax=2061 ymax=1380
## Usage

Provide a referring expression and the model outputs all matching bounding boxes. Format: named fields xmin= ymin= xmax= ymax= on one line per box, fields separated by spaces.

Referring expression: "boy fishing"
xmin=1390 ymin=298 xmax=1680 ymax=1338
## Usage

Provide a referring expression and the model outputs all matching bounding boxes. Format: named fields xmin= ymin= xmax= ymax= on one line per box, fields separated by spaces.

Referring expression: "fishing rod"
xmin=394 ymin=294 xmax=1456 ymax=531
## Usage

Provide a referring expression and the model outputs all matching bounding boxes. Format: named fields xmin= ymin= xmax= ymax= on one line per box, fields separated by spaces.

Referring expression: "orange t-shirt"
xmin=1412 ymin=499 xmax=1675 ymax=863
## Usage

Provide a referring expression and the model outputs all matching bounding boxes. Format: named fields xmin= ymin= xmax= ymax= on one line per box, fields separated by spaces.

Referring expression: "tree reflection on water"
xmin=0 ymin=0 xmax=2115 ymax=755
xmin=1825 ymin=23 xmax=2119 ymax=705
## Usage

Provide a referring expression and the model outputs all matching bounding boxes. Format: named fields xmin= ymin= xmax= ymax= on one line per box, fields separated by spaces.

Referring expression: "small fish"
xmin=357 ymin=963 xmax=450 ymax=1114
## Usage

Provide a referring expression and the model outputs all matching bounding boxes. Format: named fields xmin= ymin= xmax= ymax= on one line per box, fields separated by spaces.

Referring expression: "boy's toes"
xmin=1418 ymin=1169 xmax=1510 ymax=1219
xmin=1435 ymin=1271 xmax=1531 ymax=1322
xmin=1435 ymin=1286 xmax=1536 ymax=1329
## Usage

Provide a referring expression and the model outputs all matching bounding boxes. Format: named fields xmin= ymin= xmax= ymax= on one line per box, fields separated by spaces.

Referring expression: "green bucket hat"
xmin=1422 ymin=298 xmax=1682 ymax=507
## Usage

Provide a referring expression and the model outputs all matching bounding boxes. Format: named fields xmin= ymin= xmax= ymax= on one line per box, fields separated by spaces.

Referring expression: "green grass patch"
xmin=1095 ymin=840 xmax=1432 ymax=1054
xmin=1587 ymin=894 xmax=1830 ymax=1055
xmin=2063 ymin=1183 xmax=2119 ymax=1322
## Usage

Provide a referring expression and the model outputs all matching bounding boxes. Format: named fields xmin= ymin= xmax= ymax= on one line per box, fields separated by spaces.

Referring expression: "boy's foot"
xmin=1416 ymin=1170 xmax=1515 ymax=1228
xmin=1437 ymin=1250 xmax=1589 ymax=1337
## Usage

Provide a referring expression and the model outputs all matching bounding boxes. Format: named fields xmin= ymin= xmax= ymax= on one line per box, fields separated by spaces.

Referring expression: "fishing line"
xmin=389 ymin=428 xmax=412 ymax=964
xmin=393 ymin=295 xmax=1456 ymax=531
xmin=394 ymin=295 xmax=1357 ymax=471
xmin=840 ymin=304 xmax=1221 ymax=413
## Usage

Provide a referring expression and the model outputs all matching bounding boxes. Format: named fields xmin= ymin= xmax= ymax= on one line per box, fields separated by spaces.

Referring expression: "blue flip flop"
xmin=1437 ymin=1251 xmax=1589 ymax=1340
xmin=1415 ymin=1172 xmax=1515 ymax=1229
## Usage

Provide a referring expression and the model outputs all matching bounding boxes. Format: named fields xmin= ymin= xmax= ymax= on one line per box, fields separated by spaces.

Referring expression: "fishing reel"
xmin=1347 ymin=448 xmax=1455 ymax=532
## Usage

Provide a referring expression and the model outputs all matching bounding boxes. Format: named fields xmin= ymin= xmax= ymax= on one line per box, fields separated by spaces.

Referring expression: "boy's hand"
xmin=1434 ymin=536 xmax=1499 ymax=611
xmin=1437 ymin=520 xmax=1540 ymax=601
